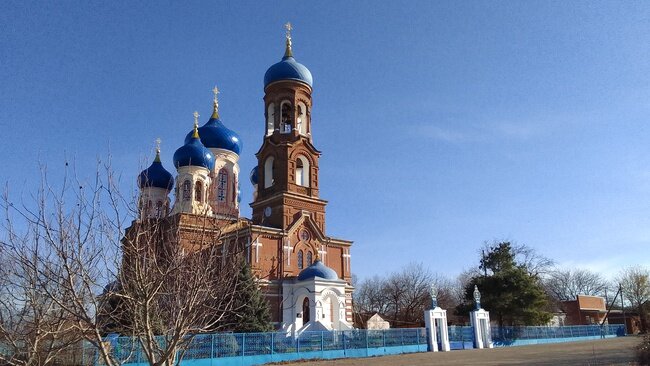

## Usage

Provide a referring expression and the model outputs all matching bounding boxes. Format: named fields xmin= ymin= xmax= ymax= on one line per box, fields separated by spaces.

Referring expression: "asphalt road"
xmin=281 ymin=336 xmax=641 ymax=365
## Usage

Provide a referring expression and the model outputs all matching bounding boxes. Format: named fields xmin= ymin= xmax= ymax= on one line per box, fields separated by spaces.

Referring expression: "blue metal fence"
xmin=98 ymin=328 xmax=427 ymax=366
xmin=490 ymin=324 xmax=625 ymax=346
xmin=91 ymin=325 xmax=625 ymax=365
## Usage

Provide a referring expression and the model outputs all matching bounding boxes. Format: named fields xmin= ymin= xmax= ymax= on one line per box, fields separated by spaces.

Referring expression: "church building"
xmin=133 ymin=24 xmax=353 ymax=335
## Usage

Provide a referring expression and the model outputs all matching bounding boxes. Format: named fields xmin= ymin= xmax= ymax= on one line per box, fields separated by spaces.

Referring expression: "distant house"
xmin=561 ymin=295 xmax=608 ymax=325
xmin=366 ymin=313 xmax=390 ymax=330
xmin=559 ymin=294 xmax=641 ymax=334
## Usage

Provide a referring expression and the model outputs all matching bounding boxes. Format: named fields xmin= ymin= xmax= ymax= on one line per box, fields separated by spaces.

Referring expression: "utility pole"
xmin=482 ymin=250 xmax=487 ymax=276
xmin=620 ymin=283 xmax=627 ymax=335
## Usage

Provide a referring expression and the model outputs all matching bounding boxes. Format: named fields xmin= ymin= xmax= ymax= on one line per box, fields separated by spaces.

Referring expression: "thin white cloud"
xmin=416 ymin=121 xmax=545 ymax=144
xmin=416 ymin=125 xmax=478 ymax=143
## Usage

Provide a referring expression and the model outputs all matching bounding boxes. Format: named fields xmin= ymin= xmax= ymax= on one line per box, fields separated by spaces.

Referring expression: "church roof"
xmin=185 ymin=116 xmax=242 ymax=155
xmin=184 ymin=87 xmax=242 ymax=155
xmin=173 ymin=115 xmax=215 ymax=170
xmin=138 ymin=151 xmax=173 ymax=190
xmin=264 ymin=55 xmax=313 ymax=88
xmin=264 ymin=23 xmax=312 ymax=88
xmin=297 ymin=260 xmax=339 ymax=281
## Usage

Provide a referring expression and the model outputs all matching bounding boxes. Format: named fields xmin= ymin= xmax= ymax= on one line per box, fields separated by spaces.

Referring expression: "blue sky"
xmin=1 ymin=1 xmax=649 ymax=280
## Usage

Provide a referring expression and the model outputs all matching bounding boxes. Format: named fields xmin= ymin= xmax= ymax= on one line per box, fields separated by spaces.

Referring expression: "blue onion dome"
xmin=138 ymin=150 xmax=174 ymax=190
xmin=174 ymin=117 xmax=215 ymax=170
xmin=297 ymin=260 xmax=339 ymax=281
xmin=250 ymin=166 xmax=258 ymax=185
xmin=184 ymin=91 xmax=242 ymax=155
xmin=264 ymin=26 xmax=312 ymax=88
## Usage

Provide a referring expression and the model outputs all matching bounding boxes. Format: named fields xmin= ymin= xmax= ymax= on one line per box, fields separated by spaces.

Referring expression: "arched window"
xmin=281 ymin=101 xmax=292 ymax=133
xmin=182 ymin=180 xmax=191 ymax=201
xmin=155 ymin=201 xmax=163 ymax=217
xmin=217 ymin=169 xmax=228 ymax=202
xmin=295 ymin=156 xmax=310 ymax=187
xmin=297 ymin=250 xmax=304 ymax=269
xmin=264 ymin=156 xmax=275 ymax=188
xmin=266 ymin=103 xmax=275 ymax=136
xmin=297 ymin=102 xmax=307 ymax=135
xmin=306 ymin=251 xmax=313 ymax=266
xmin=194 ymin=181 xmax=203 ymax=202
xmin=302 ymin=298 xmax=310 ymax=323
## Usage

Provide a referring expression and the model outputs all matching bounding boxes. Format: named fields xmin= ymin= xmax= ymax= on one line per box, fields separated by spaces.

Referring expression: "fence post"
xmin=342 ymin=331 xmax=346 ymax=355
xmin=365 ymin=329 xmax=369 ymax=353
xmin=242 ymin=333 xmax=246 ymax=358
xmin=211 ymin=334 xmax=215 ymax=359
xmin=296 ymin=333 xmax=300 ymax=356
xmin=415 ymin=329 xmax=419 ymax=348
xmin=271 ymin=332 xmax=275 ymax=355
xmin=321 ymin=331 xmax=324 ymax=352
xmin=384 ymin=330 xmax=387 ymax=348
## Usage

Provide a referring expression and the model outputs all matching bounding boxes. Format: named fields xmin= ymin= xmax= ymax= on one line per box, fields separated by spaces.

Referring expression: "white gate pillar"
xmin=424 ymin=284 xmax=450 ymax=352
xmin=425 ymin=307 xmax=451 ymax=352
xmin=469 ymin=285 xmax=493 ymax=349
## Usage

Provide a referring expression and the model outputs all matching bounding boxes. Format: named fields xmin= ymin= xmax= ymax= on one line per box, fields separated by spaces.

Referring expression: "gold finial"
xmin=154 ymin=138 xmax=161 ymax=162
xmin=314 ymin=251 xmax=320 ymax=261
xmin=284 ymin=22 xmax=293 ymax=58
xmin=192 ymin=111 xmax=200 ymax=138
xmin=211 ymin=85 xmax=220 ymax=119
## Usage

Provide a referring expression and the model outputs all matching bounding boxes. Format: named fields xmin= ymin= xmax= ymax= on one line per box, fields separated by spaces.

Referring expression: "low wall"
xmin=179 ymin=344 xmax=427 ymax=366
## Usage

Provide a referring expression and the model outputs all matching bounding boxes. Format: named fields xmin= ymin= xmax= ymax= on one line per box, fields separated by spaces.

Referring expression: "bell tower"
xmin=251 ymin=23 xmax=327 ymax=233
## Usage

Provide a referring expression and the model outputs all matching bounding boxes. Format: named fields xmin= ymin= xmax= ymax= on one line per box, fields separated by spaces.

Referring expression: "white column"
xmin=424 ymin=307 xmax=450 ymax=352
xmin=470 ymin=309 xmax=493 ymax=349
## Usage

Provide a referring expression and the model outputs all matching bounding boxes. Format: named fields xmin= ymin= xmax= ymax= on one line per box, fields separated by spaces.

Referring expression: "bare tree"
xmin=480 ymin=240 xmax=554 ymax=278
xmin=0 ymin=193 xmax=81 ymax=366
xmin=1 ymin=161 xmax=247 ymax=366
xmin=353 ymin=263 xmax=457 ymax=327
xmin=618 ymin=266 xmax=650 ymax=333
xmin=544 ymin=268 xmax=610 ymax=301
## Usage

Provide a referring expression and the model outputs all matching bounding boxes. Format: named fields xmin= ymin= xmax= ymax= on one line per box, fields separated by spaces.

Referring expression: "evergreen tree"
xmin=224 ymin=261 xmax=273 ymax=332
xmin=457 ymin=242 xmax=551 ymax=326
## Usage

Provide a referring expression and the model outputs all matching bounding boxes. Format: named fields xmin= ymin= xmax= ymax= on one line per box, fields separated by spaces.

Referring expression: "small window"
xmin=267 ymin=103 xmax=275 ymax=136
xmin=295 ymin=156 xmax=310 ymax=187
xmin=182 ymin=180 xmax=191 ymax=201
xmin=297 ymin=102 xmax=307 ymax=135
xmin=306 ymin=251 xmax=313 ymax=266
xmin=264 ymin=157 xmax=275 ymax=188
xmin=297 ymin=250 xmax=304 ymax=269
xmin=194 ymin=181 xmax=203 ymax=202
xmin=281 ymin=101 xmax=292 ymax=133
xmin=217 ymin=169 xmax=228 ymax=202
xmin=155 ymin=201 xmax=163 ymax=216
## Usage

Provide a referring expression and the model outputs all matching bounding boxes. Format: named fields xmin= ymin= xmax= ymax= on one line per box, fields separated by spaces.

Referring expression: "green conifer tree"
xmin=457 ymin=242 xmax=551 ymax=326
xmin=225 ymin=261 xmax=273 ymax=332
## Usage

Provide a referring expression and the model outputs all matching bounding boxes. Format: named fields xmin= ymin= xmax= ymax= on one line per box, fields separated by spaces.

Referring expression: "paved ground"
xmin=283 ymin=336 xmax=641 ymax=365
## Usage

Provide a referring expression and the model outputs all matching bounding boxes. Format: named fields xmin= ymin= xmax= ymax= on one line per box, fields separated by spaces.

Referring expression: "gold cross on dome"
xmin=155 ymin=138 xmax=161 ymax=153
xmin=193 ymin=111 xmax=199 ymax=127
xmin=212 ymin=86 xmax=219 ymax=100
xmin=285 ymin=22 xmax=292 ymax=38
